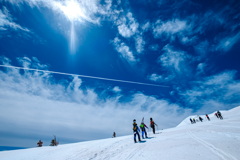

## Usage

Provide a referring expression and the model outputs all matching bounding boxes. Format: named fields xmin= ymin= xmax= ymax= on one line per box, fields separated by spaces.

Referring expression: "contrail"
xmin=0 ymin=65 xmax=169 ymax=88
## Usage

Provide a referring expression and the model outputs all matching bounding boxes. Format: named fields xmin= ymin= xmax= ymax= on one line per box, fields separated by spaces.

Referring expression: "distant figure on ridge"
xmin=217 ymin=111 xmax=223 ymax=119
xmin=190 ymin=118 xmax=193 ymax=124
xmin=206 ymin=114 xmax=210 ymax=121
xmin=112 ymin=132 xmax=116 ymax=138
xmin=133 ymin=119 xmax=141 ymax=143
xmin=150 ymin=117 xmax=158 ymax=134
xmin=37 ymin=140 xmax=43 ymax=147
xmin=192 ymin=118 xmax=196 ymax=123
xmin=199 ymin=116 xmax=203 ymax=122
xmin=50 ymin=136 xmax=58 ymax=146
xmin=215 ymin=112 xmax=219 ymax=118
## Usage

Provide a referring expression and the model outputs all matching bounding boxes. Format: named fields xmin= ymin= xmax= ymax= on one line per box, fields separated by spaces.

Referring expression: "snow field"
xmin=0 ymin=106 xmax=240 ymax=160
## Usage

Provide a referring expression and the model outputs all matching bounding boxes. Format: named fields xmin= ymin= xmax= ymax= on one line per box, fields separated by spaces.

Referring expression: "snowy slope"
xmin=0 ymin=106 xmax=240 ymax=160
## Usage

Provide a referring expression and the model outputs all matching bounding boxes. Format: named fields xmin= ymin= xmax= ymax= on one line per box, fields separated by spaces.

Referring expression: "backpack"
xmin=133 ymin=123 xmax=137 ymax=131
xmin=150 ymin=121 xmax=154 ymax=127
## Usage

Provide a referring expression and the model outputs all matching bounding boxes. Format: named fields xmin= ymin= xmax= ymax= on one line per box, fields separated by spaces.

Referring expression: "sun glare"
xmin=59 ymin=0 xmax=86 ymax=22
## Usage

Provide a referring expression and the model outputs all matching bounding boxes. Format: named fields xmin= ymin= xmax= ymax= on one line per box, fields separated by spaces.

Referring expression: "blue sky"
xmin=0 ymin=0 xmax=240 ymax=148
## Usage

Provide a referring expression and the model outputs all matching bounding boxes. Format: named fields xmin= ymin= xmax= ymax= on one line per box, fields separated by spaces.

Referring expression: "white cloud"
xmin=215 ymin=32 xmax=240 ymax=52
xmin=159 ymin=45 xmax=192 ymax=74
xmin=141 ymin=21 xmax=150 ymax=31
xmin=135 ymin=35 xmax=145 ymax=53
xmin=179 ymin=70 xmax=240 ymax=111
xmin=112 ymin=86 xmax=121 ymax=93
xmin=153 ymin=19 xmax=188 ymax=40
xmin=112 ymin=37 xmax=136 ymax=62
xmin=0 ymin=7 xmax=30 ymax=32
xmin=0 ymin=56 xmax=192 ymax=147
xmin=117 ymin=12 xmax=139 ymax=38
xmin=148 ymin=73 xmax=175 ymax=83
xmin=148 ymin=73 xmax=163 ymax=82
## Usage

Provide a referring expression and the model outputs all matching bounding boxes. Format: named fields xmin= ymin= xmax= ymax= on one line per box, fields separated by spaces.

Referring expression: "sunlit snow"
xmin=0 ymin=106 xmax=239 ymax=160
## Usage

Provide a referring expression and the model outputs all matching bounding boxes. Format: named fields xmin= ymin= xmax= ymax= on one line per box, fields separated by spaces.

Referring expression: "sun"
xmin=58 ymin=0 xmax=87 ymax=22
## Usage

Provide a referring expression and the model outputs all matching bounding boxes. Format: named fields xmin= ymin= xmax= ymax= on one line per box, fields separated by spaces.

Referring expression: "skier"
xmin=112 ymin=132 xmax=116 ymax=138
xmin=199 ymin=116 xmax=203 ymax=122
xmin=37 ymin=140 xmax=43 ymax=147
xmin=140 ymin=122 xmax=148 ymax=139
xmin=217 ymin=111 xmax=223 ymax=119
xmin=150 ymin=117 xmax=158 ymax=134
xmin=193 ymin=118 xmax=196 ymax=123
xmin=215 ymin=112 xmax=219 ymax=118
xmin=190 ymin=118 xmax=193 ymax=124
xmin=133 ymin=119 xmax=141 ymax=143
xmin=50 ymin=136 xmax=58 ymax=146
xmin=206 ymin=114 xmax=210 ymax=121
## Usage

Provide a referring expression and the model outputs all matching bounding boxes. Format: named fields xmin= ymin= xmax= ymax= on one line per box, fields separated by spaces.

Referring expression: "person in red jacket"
xmin=150 ymin=117 xmax=158 ymax=134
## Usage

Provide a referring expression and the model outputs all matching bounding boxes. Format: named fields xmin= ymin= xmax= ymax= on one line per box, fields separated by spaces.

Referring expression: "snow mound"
xmin=0 ymin=106 xmax=240 ymax=160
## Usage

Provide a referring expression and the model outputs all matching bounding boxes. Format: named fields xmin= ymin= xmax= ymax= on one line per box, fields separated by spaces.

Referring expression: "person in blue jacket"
xmin=133 ymin=119 xmax=141 ymax=143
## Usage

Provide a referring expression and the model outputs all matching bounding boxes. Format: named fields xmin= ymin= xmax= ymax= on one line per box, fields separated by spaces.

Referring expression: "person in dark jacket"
xmin=112 ymin=132 xmax=116 ymax=138
xmin=133 ymin=119 xmax=141 ymax=143
xmin=37 ymin=140 xmax=43 ymax=147
xmin=190 ymin=118 xmax=193 ymax=124
xmin=199 ymin=116 xmax=203 ymax=122
xmin=206 ymin=114 xmax=210 ymax=121
xmin=217 ymin=111 xmax=223 ymax=119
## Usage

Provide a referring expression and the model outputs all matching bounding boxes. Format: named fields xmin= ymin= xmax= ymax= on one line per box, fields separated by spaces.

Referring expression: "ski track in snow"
xmin=187 ymin=129 xmax=238 ymax=160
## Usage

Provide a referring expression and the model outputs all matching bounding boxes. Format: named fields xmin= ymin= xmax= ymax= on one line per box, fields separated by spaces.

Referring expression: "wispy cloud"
xmin=179 ymin=70 xmax=240 ymax=111
xmin=112 ymin=37 xmax=136 ymax=62
xmin=0 ymin=56 xmax=191 ymax=147
xmin=215 ymin=32 xmax=240 ymax=52
xmin=148 ymin=73 xmax=175 ymax=82
xmin=152 ymin=19 xmax=188 ymax=40
xmin=159 ymin=45 xmax=192 ymax=74
xmin=135 ymin=35 xmax=145 ymax=53
xmin=0 ymin=7 xmax=29 ymax=32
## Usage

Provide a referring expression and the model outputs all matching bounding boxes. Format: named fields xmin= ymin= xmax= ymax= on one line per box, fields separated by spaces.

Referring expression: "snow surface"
xmin=0 ymin=106 xmax=240 ymax=160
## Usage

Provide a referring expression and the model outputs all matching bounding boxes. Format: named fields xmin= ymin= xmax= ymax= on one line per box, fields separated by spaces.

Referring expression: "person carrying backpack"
xmin=140 ymin=122 xmax=148 ymax=139
xmin=37 ymin=140 xmax=43 ymax=147
xmin=133 ymin=119 xmax=141 ymax=143
xmin=217 ymin=111 xmax=223 ymax=119
xmin=150 ymin=117 xmax=157 ymax=134
xmin=199 ymin=116 xmax=203 ymax=122
xmin=112 ymin=132 xmax=116 ymax=138
xmin=206 ymin=114 xmax=210 ymax=121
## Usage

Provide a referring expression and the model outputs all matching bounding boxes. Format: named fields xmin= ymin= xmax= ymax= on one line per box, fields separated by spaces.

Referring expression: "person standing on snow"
xmin=140 ymin=122 xmax=148 ymax=139
xmin=217 ymin=111 xmax=223 ymax=119
xmin=190 ymin=118 xmax=193 ymax=124
xmin=206 ymin=114 xmax=210 ymax=121
xmin=150 ymin=117 xmax=158 ymax=134
xmin=199 ymin=116 xmax=203 ymax=122
xmin=215 ymin=112 xmax=219 ymax=118
xmin=133 ymin=119 xmax=141 ymax=143
xmin=112 ymin=132 xmax=116 ymax=138
xmin=37 ymin=140 xmax=43 ymax=147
